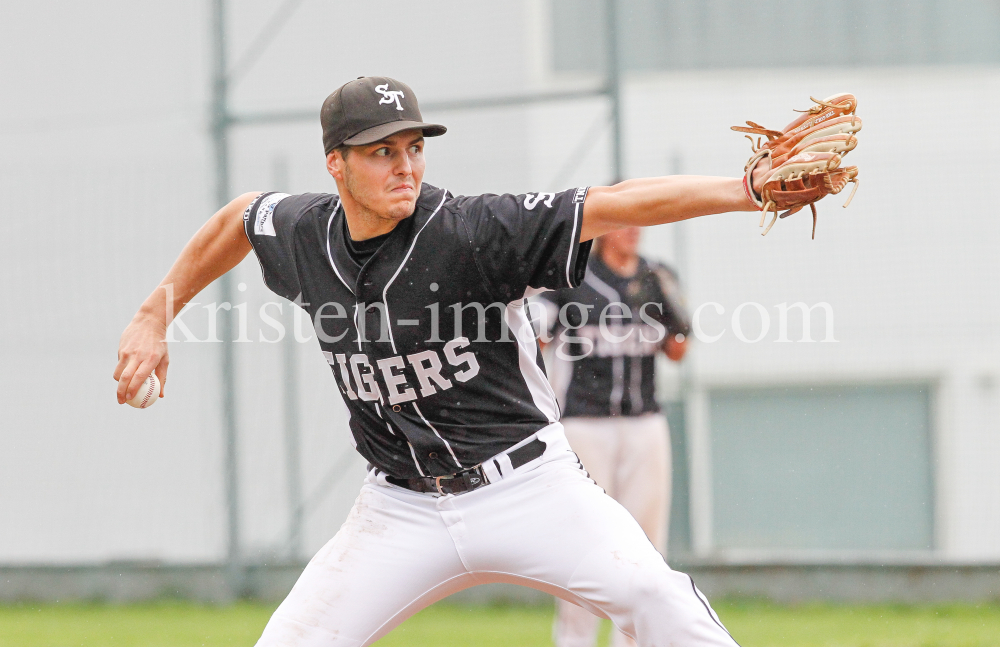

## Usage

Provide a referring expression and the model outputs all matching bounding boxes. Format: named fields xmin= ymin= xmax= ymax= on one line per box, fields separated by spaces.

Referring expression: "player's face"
xmin=329 ymin=130 xmax=426 ymax=223
xmin=602 ymin=226 xmax=641 ymax=257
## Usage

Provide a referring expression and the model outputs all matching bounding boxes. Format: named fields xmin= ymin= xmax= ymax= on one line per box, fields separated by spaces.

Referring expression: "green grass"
xmin=0 ymin=602 xmax=271 ymax=647
xmin=2 ymin=600 xmax=1000 ymax=647
xmin=718 ymin=600 xmax=1000 ymax=647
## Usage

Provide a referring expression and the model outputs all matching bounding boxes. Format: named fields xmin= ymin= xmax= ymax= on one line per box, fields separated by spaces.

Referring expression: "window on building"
xmin=708 ymin=383 xmax=934 ymax=552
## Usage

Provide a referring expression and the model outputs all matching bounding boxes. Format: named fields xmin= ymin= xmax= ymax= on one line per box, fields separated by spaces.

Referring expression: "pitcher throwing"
xmin=115 ymin=76 xmax=857 ymax=646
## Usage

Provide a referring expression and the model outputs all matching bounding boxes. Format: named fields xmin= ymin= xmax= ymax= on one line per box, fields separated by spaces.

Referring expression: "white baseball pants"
xmin=254 ymin=423 xmax=736 ymax=647
xmin=555 ymin=414 xmax=672 ymax=647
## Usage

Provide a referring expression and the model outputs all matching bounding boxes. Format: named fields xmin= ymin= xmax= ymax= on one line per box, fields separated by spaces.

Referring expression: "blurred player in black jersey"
xmin=538 ymin=226 xmax=690 ymax=647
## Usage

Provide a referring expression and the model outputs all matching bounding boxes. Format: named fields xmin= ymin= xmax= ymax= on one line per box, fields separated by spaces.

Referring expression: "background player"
xmin=115 ymin=76 xmax=769 ymax=646
xmin=538 ymin=226 xmax=690 ymax=647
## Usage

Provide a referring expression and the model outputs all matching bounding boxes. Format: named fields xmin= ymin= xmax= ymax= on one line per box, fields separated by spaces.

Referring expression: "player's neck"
xmin=339 ymin=192 xmax=400 ymax=241
xmin=600 ymin=247 xmax=639 ymax=278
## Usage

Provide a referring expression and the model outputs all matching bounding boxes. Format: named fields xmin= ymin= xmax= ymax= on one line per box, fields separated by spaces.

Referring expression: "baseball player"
xmin=114 ymin=76 xmax=770 ymax=646
xmin=537 ymin=226 xmax=691 ymax=647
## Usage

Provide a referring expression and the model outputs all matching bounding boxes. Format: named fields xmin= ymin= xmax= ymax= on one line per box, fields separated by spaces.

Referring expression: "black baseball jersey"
xmin=538 ymin=255 xmax=690 ymax=418
xmin=244 ymin=184 xmax=592 ymax=479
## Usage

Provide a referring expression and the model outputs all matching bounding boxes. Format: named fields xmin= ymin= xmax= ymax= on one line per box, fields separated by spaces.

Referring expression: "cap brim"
xmin=342 ymin=120 xmax=447 ymax=146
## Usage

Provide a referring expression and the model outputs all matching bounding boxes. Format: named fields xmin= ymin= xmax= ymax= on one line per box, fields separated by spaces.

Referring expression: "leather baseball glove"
xmin=734 ymin=94 xmax=861 ymax=238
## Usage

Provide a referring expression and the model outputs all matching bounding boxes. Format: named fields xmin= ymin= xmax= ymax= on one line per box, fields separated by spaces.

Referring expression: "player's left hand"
xmin=665 ymin=333 xmax=687 ymax=362
xmin=733 ymin=94 xmax=861 ymax=237
xmin=749 ymin=154 xmax=771 ymax=198
xmin=114 ymin=313 xmax=169 ymax=404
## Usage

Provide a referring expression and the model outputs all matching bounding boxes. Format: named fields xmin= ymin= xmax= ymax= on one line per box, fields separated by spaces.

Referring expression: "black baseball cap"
xmin=321 ymin=76 xmax=447 ymax=154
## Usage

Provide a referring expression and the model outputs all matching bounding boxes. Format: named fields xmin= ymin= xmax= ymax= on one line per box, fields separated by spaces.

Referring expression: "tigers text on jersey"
xmin=540 ymin=255 xmax=691 ymax=418
xmin=243 ymin=184 xmax=593 ymax=479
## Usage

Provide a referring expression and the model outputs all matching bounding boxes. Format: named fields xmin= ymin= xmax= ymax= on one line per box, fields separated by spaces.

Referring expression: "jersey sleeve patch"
xmin=254 ymin=193 xmax=291 ymax=236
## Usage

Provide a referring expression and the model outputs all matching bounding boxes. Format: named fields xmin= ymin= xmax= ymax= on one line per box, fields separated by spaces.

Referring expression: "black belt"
xmin=382 ymin=437 xmax=547 ymax=496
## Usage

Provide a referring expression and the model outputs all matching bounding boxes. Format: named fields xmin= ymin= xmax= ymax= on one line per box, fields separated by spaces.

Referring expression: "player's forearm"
xmin=133 ymin=192 xmax=259 ymax=327
xmin=580 ymin=176 xmax=753 ymax=241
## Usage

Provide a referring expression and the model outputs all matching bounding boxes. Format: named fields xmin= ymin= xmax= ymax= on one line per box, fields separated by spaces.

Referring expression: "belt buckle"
xmin=433 ymin=475 xmax=451 ymax=495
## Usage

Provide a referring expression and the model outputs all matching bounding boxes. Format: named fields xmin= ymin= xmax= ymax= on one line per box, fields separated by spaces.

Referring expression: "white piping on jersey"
xmin=412 ymin=402 xmax=463 ymax=469
xmin=324 ymin=197 xmax=355 ymax=295
xmin=505 ymin=299 xmax=560 ymax=423
xmin=543 ymin=287 xmax=572 ymax=409
xmin=547 ymin=350 xmax=573 ymax=410
xmin=404 ymin=432 xmax=427 ymax=477
xmin=610 ymin=356 xmax=625 ymax=416
xmin=583 ymin=271 xmax=619 ymax=303
xmin=374 ymin=402 xmax=393 ymax=433
xmin=629 ymin=352 xmax=643 ymax=413
xmin=381 ymin=190 xmax=449 ymax=354
xmin=566 ymin=201 xmax=582 ymax=287
xmin=343 ymin=404 xmax=357 ymax=448
xmin=353 ymin=303 xmax=362 ymax=351
xmin=379 ymin=401 xmax=428 ymax=478
xmin=583 ymin=271 xmax=626 ymax=415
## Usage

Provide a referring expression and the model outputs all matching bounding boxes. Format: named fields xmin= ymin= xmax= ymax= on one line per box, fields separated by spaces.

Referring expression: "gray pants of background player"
xmin=555 ymin=414 xmax=671 ymax=647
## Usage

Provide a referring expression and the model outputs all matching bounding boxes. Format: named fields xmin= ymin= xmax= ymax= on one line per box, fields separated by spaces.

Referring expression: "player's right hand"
xmin=114 ymin=314 xmax=169 ymax=404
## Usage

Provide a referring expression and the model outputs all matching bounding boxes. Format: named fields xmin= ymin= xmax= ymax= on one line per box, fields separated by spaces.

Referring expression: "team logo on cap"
xmin=375 ymin=84 xmax=405 ymax=111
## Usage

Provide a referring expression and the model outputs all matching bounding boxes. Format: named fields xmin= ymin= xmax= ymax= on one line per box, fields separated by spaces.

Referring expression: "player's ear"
xmin=327 ymin=151 xmax=345 ymax=181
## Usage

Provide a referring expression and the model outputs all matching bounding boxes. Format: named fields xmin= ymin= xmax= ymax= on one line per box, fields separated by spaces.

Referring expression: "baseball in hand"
xmin=126 ymin=374 xmax=160 ymax=409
